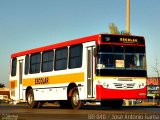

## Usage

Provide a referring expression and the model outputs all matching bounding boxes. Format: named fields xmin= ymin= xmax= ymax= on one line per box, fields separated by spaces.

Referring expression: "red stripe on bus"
xmin=11 ymin=34 xmax=100 ymax=58
xmin=96 ymin=85 xmax=147 ymax=99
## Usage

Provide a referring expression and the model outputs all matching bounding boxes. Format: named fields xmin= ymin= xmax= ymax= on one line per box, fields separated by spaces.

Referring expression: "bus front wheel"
xmin=69 ymin=87 xmax=84 ymax=109
xmin=26 ymin=89 xmax=38 ymax=108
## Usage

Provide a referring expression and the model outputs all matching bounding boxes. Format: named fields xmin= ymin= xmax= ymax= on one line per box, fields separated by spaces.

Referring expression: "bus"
xmin=9 ymin=34 xmax=147 ymax=109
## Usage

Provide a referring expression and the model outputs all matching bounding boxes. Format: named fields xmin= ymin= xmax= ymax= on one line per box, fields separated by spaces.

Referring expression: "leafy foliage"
xmin=0 ymin=83 xmax=5 ymax=88
xmin=108 ymin=23 xmax=131 ymax=35
xmin=109 ymin=23 xmax=119 ymax=34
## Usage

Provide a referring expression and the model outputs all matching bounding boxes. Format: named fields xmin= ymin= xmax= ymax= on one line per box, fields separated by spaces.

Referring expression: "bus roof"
xmin=11 ymin=34 xmax=144 ymax=58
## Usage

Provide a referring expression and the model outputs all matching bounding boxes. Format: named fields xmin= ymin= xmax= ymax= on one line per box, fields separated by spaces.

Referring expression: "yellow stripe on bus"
xmin=23 ymin=72 xmax=85 ymax=86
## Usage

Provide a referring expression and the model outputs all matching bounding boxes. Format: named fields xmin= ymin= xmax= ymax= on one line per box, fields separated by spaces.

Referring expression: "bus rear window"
xmin=25 ymin=55 xmax=29 ymax=75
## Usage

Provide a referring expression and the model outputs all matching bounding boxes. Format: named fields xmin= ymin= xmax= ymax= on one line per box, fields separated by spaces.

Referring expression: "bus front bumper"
xmin=96 ymin=85 xmax=147 ymax=99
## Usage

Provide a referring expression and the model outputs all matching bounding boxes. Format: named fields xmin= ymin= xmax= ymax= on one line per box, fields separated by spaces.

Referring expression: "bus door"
xmin=87 ymin=46 xmax=95 ymax=98
xmin=18 ymin=60 xmax=23 ymax=100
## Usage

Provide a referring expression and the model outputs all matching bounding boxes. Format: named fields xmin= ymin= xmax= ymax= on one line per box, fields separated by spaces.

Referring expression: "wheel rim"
xmin=72 ymin=91 xmax=79 ymax=106
xmin=27 ymin=93 xmax=33 ymax=105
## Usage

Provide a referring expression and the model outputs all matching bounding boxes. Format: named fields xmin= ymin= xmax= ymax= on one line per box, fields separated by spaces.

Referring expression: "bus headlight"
xmin=138 ymin=83 xmax=145 ymax=88
xmin=97 ymin=81 xmax=109 ymax=88
xmin=103 ymin=82 xmax=109 ymax=88
xmin=97 ymin=80 xmax=102 ymax=85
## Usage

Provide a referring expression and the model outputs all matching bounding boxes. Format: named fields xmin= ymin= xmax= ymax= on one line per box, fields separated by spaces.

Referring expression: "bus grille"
xmin=113 ymin=83 xmax=135 ymax=89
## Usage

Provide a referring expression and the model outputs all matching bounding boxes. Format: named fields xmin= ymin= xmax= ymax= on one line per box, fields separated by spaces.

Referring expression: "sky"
xmin=0 ymin=0 xmax=160 ymax=87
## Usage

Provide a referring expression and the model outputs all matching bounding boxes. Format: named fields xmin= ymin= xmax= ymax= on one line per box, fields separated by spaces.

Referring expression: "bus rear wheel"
xmin=69 ymin=87 xmax=84 ymax=109
xmin=26 ymin=89 xmax=38 ymax=108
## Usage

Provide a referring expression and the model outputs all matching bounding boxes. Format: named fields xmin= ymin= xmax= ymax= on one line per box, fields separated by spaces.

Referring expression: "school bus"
xmin=9 ymin=34 xmax=147 ymax=109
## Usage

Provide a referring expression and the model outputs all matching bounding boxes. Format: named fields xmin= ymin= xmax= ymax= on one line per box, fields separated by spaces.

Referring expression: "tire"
xmin=59 ymin=100 xmax=72 ymax=109
xmin=69 ymin=87 xmax=84 ymax=109
xmin=26 ymin=89 xmax=38 ymax=108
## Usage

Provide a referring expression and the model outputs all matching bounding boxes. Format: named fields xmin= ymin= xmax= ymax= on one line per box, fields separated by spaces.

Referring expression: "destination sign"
xmin=101 ymin=35 xmax=145 ymax=44
xmin=120 ymin=38 xmax=138 ymax=43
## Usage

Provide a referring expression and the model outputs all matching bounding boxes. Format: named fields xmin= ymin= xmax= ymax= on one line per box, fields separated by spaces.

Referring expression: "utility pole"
xmin=126 ymin=0 xmax=130 ymax=33
xmin=125 ymin=0 xmax=131 ymax=106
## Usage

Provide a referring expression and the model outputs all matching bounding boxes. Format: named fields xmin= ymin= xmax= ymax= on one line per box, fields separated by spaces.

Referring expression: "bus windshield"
xmin=97 ymin=45 xmax=146 ymax=70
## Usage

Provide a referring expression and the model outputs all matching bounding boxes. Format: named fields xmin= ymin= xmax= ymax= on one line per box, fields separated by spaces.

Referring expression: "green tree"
xmin=109 ymin=23 xmax=119 ymax=34
xmin=108 ymin=23 xmax=131 ymax=35
xmin=0 ymin=83 xmax=5 ymax=88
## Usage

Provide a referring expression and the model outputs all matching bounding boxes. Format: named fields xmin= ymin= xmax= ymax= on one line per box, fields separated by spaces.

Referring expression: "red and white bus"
xmin=9 ymin=34 xmax=147 ymax=109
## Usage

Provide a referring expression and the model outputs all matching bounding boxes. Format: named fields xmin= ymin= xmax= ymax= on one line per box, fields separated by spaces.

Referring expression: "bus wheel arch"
xmin=67 ymin=83 xmax=77 ymax=97
xmin=26 ymin=86 xmax=32 ymax=100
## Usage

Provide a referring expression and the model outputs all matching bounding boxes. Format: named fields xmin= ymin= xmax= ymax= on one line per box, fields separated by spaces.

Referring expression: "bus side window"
xmin=54 ymin=47 xmax=68 ymax=71
xmin=42 ymin=50 xmax=54 ymax=72
xmin=25 ymin=55 xmax=29 ymax=75
xmin=30 ymin=53 xmax=41 ymax=74
xmin=69 ymin=44 xmax=82 ymax=69
xmin=11 ymin=58 xmax=17 ymax=76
